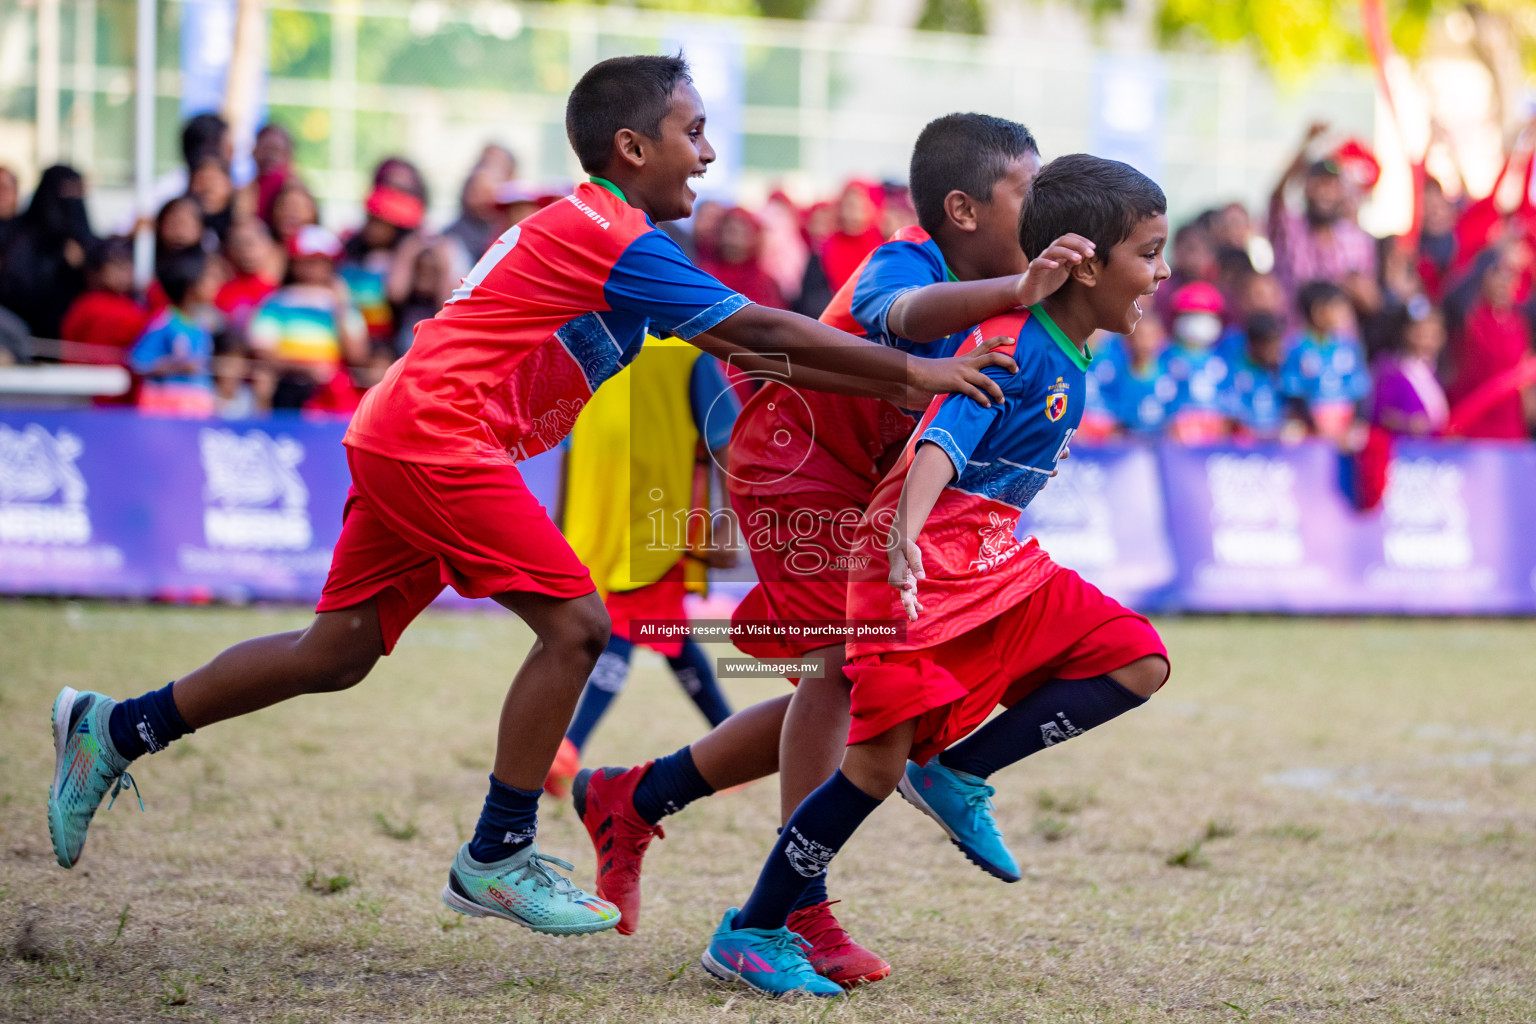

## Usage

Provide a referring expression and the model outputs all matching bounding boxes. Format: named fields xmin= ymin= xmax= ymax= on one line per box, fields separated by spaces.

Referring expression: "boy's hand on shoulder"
xmin=1015 ymin=233 xmax=1095 ymax=308
xmin=908 ymin=336 xmax=1018 ymax=408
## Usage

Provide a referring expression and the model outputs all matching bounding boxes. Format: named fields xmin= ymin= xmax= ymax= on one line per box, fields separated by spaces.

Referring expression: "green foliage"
xmin=917 ymin=0 xmax=987 ymax=35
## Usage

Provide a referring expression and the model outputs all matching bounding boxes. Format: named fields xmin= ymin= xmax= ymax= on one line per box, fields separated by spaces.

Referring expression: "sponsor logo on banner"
xmin=1205 ymin=453 xmax=1303 ymax=567
xmin=199 ymin=429 xmax=312 ymax=550
xmin=1020 ymin=461 xmax=1116 ymax=568
xmin=1380 ymin=458 xmax=1472 ymax=570
xmin=0 ymin=424 xmax=91 ymax=544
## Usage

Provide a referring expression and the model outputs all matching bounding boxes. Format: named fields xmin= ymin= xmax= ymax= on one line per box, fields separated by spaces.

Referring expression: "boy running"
xmin=44 ymin=55 xmax=1013 ymax=937
xmin=701 ymin=154 xmax=1172 ymax=996
xmin=569 ymin=114 xmax=1093 ymax=980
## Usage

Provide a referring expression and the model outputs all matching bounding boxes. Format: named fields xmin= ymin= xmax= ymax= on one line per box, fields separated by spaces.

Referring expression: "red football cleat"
xmin=787 ymin=900 xmax=892 ymax=987
xmin=571 ymin=764 xmax=664 ymax=935
xmin=543 ymin=737 xmax=581 ymax=799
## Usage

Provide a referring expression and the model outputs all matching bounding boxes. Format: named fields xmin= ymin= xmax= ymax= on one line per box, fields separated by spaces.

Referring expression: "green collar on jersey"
xmin=1028 ymin=303 xmax=1092 ymax=370
xmin=588 ymin=176 xmax=627 ymax=202
xmin=943 ymin=261 xmax=958 ymax=283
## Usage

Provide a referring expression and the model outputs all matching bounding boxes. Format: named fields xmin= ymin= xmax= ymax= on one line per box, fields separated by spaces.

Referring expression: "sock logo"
xmin=501 ymin=826 xmax=536 ymax=845
xmin=1039 ymin=712 xmax=1083 ymax=747
xmin=136 ymin=720 xmax=163 ymax=753
xmin=783 ymin=826 xmax=834 ymax=879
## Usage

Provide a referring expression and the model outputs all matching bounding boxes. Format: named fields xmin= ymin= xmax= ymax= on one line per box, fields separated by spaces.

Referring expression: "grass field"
xmin=2 ymin=601 xmax=1534 ymax=1023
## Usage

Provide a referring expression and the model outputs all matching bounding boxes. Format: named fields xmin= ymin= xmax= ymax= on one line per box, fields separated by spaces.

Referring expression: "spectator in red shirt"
xmin=1446 ymin=245 xmax=1535 ymax=439
xmin=215 ymin=217 xmax=281 ymax=338
xmin=819 ymin=180 xmax=885 ymax=291
xmin=59 ymin=236 xmax=148 ymax=369
xmin=699 ymin=206 xmax=787 ymax=309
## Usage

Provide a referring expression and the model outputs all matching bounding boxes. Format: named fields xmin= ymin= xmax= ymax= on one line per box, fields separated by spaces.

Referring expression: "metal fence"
xmin=1 ymin=0 xmax=1378 ymax=228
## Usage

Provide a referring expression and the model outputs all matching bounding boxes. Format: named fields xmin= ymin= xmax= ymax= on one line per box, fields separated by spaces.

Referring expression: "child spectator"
xmin=147 ymin=196 xmax=207 ymax=313
xmin=212 ymin=331 xmax=258 ymax=420
xmin=247 ymin=225 xmax=367 ymax=413
xmin=1281 ymin=280 xmax=1372 ymax=443
xmin=60 ymin=236 xmax=148 ymax=368
xmin=1220 ymin=311 xmax=1288 ymax=440
xmin=1371 ymin=297 xmax=1448 ymax=437
xmin=1155 ymin=221 xmax=1216 ymax=325
xmin=820 ymin=181 xmax=885 ymax=290
xmin=265 ymin=179 xmax=318 ymax=251
xmin=339 ymin=186 xmax=422 ymax=348
xmin=1160 ymin=281 xmax=1231 ymax=443
xmin=388 ymin=243 xmax=447 ymax=360
xmin=129 ymin=249 xmax=219 ymax=417
xmin=253 ymin=123 xmax=296 ymax=223
xmin=215 ymin=218 xmax=281 ymax=338
xmin=1093 ymin=312 xmax=1175 ymax=438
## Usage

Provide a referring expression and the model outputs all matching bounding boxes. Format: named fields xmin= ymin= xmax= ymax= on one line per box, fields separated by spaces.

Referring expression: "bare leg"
xmin=490 ymin=589 xmax=610 ymax=791
xmin=689 ymin=695 xmax=789 ymax=790
xmin=777 ymin=643 xmax=850 ymax=823
xmin=171 ymin=599 xmax=385 ymax=729
xmin=839 ymin=717 xmax=919 ymax=800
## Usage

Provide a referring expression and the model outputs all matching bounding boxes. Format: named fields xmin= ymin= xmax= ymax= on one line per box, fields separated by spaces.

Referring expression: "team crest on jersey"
xmin=1045 ymin=378 xmax=1069 ymax=422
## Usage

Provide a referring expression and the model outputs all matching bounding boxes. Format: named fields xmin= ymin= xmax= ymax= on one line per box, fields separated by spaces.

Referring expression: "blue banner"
xmin=1 ymin=410 xmax=1532 ymax=615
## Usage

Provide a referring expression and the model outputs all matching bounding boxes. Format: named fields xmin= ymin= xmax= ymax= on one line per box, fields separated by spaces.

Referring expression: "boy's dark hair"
xmin=1018 ymin=154 xmax=1166 ymax=264
xmin=156 ymin=249 xmax=209 ymax=307
xmin=909 ymin=113 xmax=1038 ymax=233
xmin=565 ymin=54 xmax=693 ymax=174
xmin=181 ymin=112 xmax=229 ymax=169
xmin=85 ymin=235 xmax=134 ymax=272
xmin=1296 ymin=279 xmax=1345 ymax=323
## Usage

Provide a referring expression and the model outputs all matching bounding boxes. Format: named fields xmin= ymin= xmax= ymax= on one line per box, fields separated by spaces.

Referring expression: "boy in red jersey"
xmin=570 ymin=114 xmax=1094 ymax=982
xmin=44 ymin=55 xmax=1014 ymax=937
xmin=700 ymin=155 xmax=1173 ymax=997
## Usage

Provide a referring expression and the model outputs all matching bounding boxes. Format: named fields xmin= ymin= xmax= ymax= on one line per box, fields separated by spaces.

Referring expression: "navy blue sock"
xmin=736 ymin=770 xmax=882 ymax=931
xmin=667 ymin=638 xmax=732 ymax=728
xmin=631 ymin=745 xmax=715 ymax=825
xmin=791 ymin=870 xmax=830 ymax=912
xmin=108 ymin=682 xmax=193 ymax=761
xmin=938 ymin=674 xmax=1148 ymax=780
xmin=466 ymin=775 xmax=541 ymax=863
xmin=565 ymin=635 xmax=634 ymax=753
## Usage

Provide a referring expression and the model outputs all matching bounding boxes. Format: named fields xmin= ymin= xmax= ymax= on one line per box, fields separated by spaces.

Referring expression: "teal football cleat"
xmin=441 ymin=842 xmax=620 ymax=935
xmin=700 ymin=908 xmax=844 ymax=998
xmin=48 ymin=687 xmax=140 ymax=869
xmin=898 ymin=759 xmax=1021 ymax=882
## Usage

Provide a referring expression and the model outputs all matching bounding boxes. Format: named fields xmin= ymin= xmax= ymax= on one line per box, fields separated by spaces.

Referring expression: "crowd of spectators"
xmin=0 ymin=113 xmax=1533 ymax=444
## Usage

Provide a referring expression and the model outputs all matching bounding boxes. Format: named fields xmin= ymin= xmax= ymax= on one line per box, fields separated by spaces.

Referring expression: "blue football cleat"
xmin=898 ymin=759 xmax=1021 ymax=882
xmin=700 ymin=908 xmax=844 ymax=998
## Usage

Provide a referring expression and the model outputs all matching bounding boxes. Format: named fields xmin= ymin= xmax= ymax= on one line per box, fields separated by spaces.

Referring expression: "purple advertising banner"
xmin=0 ymin=411 xmax=562 ymax=604
xmin=1159 ymin=440 xmax=1536 ymax=613
xmin=2 ymin=409 xmax=1533 ymax=615
xmin=1016 ymin=442 xmax=1178 ymax=610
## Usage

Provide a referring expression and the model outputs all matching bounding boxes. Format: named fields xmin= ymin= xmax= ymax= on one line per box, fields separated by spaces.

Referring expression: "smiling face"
xmin=630 ymin=82 xmax=714 ymax=223
xmin=1087 ymin=213 xmax=1170 ymax=335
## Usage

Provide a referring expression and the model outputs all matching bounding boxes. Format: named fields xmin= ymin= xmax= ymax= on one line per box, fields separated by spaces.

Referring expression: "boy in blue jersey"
xmin=569 ymin=114 xmax=1094 ymax=983
xmin=1090 ymin=310 xmax=1176 ymax=438
xmin=701 ymin=155 xmax=1172 ymax=997
xmin=1282 ymin=280 xmax=1371 ymax=443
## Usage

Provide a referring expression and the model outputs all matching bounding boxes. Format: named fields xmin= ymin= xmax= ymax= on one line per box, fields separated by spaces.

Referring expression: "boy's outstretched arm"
xmin=706 ymin=305 xmax=1016 ymax=408
xmin=691 ymin=331 xmax=1015 ymax=409
xmin=884 ymin=234 xmax=1095 ymax=344
xmin=886 ymin=442 xmax=956 ymax=622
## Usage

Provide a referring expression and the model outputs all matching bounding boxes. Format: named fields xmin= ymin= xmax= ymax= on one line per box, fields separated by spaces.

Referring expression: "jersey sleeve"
xmin=604 ymin=228 xmax=752 ymax=340
xmin=848 ymin=240 xmax=945 ymax=345
xmin=689 ymin=354 xmax=741 ymax=450
xmin=916 ymin=361 xmax=1016 ymax=477
xmin=127 ymin=322 xmax=171 ymax=375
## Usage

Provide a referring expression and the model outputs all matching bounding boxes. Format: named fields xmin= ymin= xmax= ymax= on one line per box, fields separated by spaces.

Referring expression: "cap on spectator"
xmin=1170 ymin=281 xmax=1225 ymax=317
xmin=1307 ymin=158 xmax=1341 ymax=179
xmin=365 ymin=185 xmax=426 ymax=230
xmin=288 ymin=224 xmax=343 ymax=260
xmin=1332 ymin=138 xmax=1382 ymax=190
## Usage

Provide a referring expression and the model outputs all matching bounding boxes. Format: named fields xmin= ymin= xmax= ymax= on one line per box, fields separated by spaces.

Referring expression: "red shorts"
xmin=730 ymin=489 xmax=866 ymax=659
xmin=844 ymin=569 xmax=1168 ymax=764
xmin=606 ymin=561 xmax=688 ymax=657
xmin=316 ymin=447 xmax=595 ymax=653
